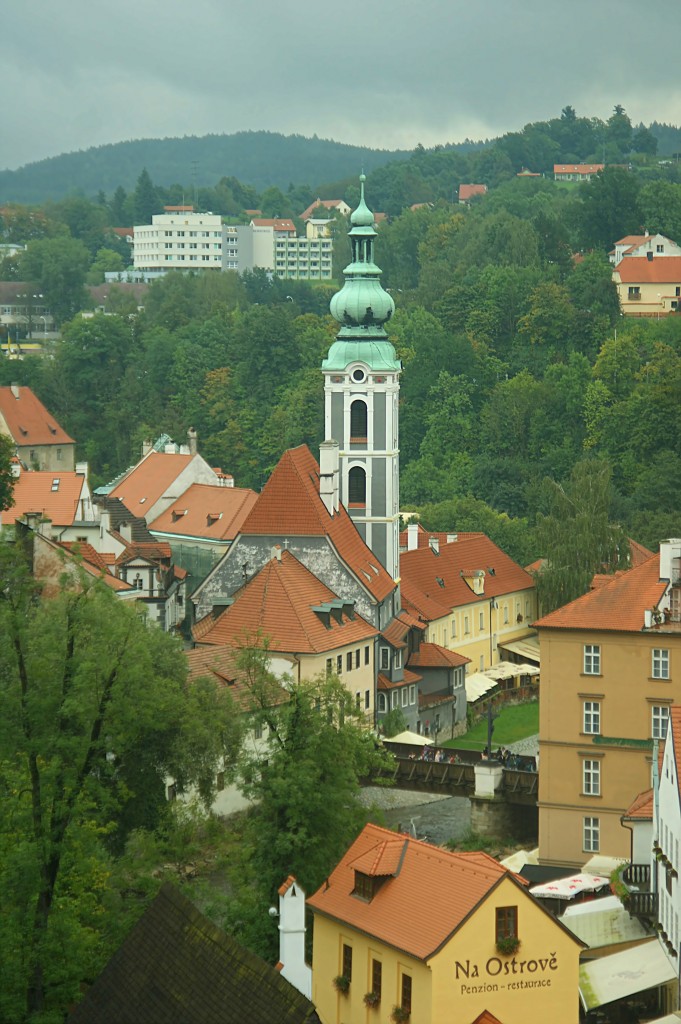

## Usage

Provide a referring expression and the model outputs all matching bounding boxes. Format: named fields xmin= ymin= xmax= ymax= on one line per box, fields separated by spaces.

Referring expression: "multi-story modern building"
xmin=133 ymin=206 xmax=224 ymax=276
xmin=537 ymin=539 xmax=681 ymax=867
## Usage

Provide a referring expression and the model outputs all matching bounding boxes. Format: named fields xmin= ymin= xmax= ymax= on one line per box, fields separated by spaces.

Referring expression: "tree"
xmin=19 ymin=237 xmax=90 ymax=325
xmin=133 ymin=168 xmax=161 ymax=224
xmin=534 ymin=459 xmax=630 ymax=613
xmin=574 ymin=167 xmax=642 ymax=252
xmin=0 ymin=545 xmax=240 ymax=1019
xmin=0 ymin=433 xmax=15 ymax=510
xmin=235 ymin=652 xmax=393 ymax=948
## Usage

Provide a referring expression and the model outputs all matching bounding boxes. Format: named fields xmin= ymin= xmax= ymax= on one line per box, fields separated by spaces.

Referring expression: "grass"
xmin=443 ymin=701 xmax=539 ymax=751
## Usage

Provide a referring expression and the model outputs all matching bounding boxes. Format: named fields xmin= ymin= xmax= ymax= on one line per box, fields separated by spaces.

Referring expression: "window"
xmin=652 ymin=705 xmax=670 ymax=740
xmin=583 ymin=645 xmax=601 ymax=675
xmin=653 ymin=648 xmax=670 ymax=679
xmin=584 ymin=816 xmax=600 ymax=852
xmin=365 ymin=645 xmax=370 ymax=665
xmin=348 ymin=466 xmax=366 ymax=505
xmin=464 ymin=615 xmax=470 ymax=634
xmin=394 ymin=650 xmax=402 ymax=669
xmin=400 ymin=974 xmax=412 ymax=1013
xmin=326 ymin=658 xmax=332 ymax=676
xmin=380 ymin=648 xmax=389 ymax=671
xmin=495 ymin=906 xmax=518 ymax=942
xmin=337 ymin=654 xmax=343 ymax=675
xmin=504 ymin=605 xmax=509 ymax=624
xmin=371 ymin=959 xmax=382 ymax=1002
xmin=365 ymin=690 xmax=370 ymax=709
xmin=583 ymin=759 xmax=600 ymax=796
xmin=583 ymin=700 xmax=601 ymax=735
xmin=347 ymin=652 xmax=353 ymax=672
xmin=342 ymin=943 xmax=352 ymax=981
xmin=401 ymin=687 xmax=408 ymax=707
xmin=253 ymin=722 xmax=263 ymax=740
xmin=451 ymin=617 xmax=456 ymax=638
xmin=356 ymin=691 xmax=361 ymax=709
xmin=628 ymin=286 xmax=641 ymax=299
xmin=391 ymin=691 xmax=398 ymax=709
xmin=56 ymin=448 xmax=62 ymax=461
xmin=479 ymin=611 xmax=484 ymax=629
xmin=216 ymin=771 xmax=225 ymax=792
xmin=409 ymin=684 xmax=416 ymax=705
xmin=167 ymin=783 xmax=177 ymax=802
xmin=350 ymin=400 xmax=368 ymax=439
xmin=378 ymin=693 xmax=387 ymax=713
xmin=355 ymin=649 xmax=360 ymax=669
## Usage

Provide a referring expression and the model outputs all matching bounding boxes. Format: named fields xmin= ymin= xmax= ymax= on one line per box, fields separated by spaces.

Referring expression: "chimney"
xmin=10 ymin=383 xmax=20 ymax=399
xmin=407 ymin=522 xmax=419 ymax=551
xmin=271 ymin=544 xmax=282 ymax=561
xmin=141 ymin=439 xmax=153 ymax=458
xmin=429 ymin=536 xmax=440 ymax=555
xmin=276 ymin=877 xmax=311 ymax=999
xmin=319 ymin=440 xmax=340 ymax=514
xmin=187 ymin=427 xmax=198 ymax=456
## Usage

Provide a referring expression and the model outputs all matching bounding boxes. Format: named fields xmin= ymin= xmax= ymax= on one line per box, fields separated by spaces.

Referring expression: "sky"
xmin=2 ymin=0 xmax=680 ymax=171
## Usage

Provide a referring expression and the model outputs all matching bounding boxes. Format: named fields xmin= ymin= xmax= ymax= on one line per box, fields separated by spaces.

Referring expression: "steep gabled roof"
xmin=307 ymin=823 xmax=534 ymax=961
xmin=239 ymin=445 xmax=395 ymax=603
xmin=0 ymin=385 xmax=73 ymax=446
xmin=67 ymin=883 xmax=320 ymax=1024
xmin=535 ymin=554 xmax=665 ymax=632
xmin=185 ymin=645 xmax=290 ymax=712
xmin=400 ymin=534 xmax=534 ymax=618
xmin=2 ymin=471 xmax=87 ymax=526
xmin=408 ymin=643 xmax=470 ymax=669
xmin=622 ymin=788 xmax=653 ymax=821
xmin=149 ymin=483 xmax=257 ymax=540
xmin=193 ymin=550 xmax=377 ymax=654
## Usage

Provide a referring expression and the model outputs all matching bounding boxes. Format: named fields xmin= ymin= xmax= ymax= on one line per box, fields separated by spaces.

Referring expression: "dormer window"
xmin=51 ymin=478 xmax=60 ymax=491
xmin=353 ymin=871 xmax=384 ymax=901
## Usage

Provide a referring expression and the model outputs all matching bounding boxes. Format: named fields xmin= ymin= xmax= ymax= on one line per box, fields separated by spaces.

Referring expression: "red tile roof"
xmin=377 ymin=668 xmax=422 ymax=690
xmin=0 ymin=386 xmax=73 ymax=446
xmin=250 ymin=219 xmax=296 ymax=232
xmin=149 ymin=483 xmax=257 ymax=540
xmin=2 ymin=471 xmax=87 ymax=526
xmin=185 ymin=644 xmax=289 ymax=712
xmin=59 ymin=541 xmax=110 ymax=573
xmin=459 ymin=184 xmax=487 ymax=201
xmin=400 ymin=576 xmax=450 ymax=621
xmin=535 ymin=553 xmax=666 ymax=632
xmin=614 ymin=255 xmax=681 ymax=284
xmin=623 ymin=788 xmax=653 ymax=821
xmin=471 ymin=1012 xmax=505 ymax=1024
xmin=193 ymin=550 xmax=377 ymax=654
xmin=554 ymin=164 xmax=604 ymax=174
xmin=109 ymin=452 xmax=205 ymax=514
xmin=400 ymin=535 xmax=534 ymax=618
xmin=399 ymin=523 xmax=484 ymax=551
xmin=669 ymin=706 xmax=681 ymax=794
xmin=307 ymin=823 xmax=525 ymax=960
xmin=408 ymin=642 xmax=470 ymax=669
xmin=300 ymin=199 xmax=347 ymax=221
xmin=239 ymin=445 xmax=395 ymax=603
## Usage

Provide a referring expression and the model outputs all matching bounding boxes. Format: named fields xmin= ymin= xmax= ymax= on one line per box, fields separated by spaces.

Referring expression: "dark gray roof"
xmin=67 ymin=883 xmax=321 ymax=1024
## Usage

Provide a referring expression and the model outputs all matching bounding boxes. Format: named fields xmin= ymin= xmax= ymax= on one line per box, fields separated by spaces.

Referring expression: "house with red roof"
xmin=612 ymin=254 xmax=681 ymax=316
xmin=308 ymin=822 xmax=583 ymax=1024
xmin=193 ymin=548 xmax=378 ymax=718
xmin=299 ymin=198 xmax=351 ymax=222
xmin=458 ymin=184 xmax=487 ymax=204
xmin=536 ymin=539 xmax=681 ymax=868
xmin=554 ymin=164 xmax=604 ymax=182
xmin=610 ymin=232 xmax=681 ymax=266
xmin=1 ymin=466 xmax=94 ymax=533
xmin=0 ymin=385 xmax=75 ymax=471
xmin=400 ymin=533 xmax=538 ymax=674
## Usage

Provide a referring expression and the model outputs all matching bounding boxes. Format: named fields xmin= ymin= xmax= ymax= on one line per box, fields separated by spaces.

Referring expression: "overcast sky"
xmin=2 ymin=0 xmax=679 ymax=171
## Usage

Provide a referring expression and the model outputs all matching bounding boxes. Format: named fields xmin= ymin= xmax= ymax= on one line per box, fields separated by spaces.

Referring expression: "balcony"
xmin=621 ymin=863 xmax=657 ymax=921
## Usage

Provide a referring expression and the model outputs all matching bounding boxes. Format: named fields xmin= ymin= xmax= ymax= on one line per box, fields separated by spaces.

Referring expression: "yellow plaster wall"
xmin=428 ymin=587 xmax=537 ymax=673
xmin=310 ymin=915 xmax=432 ymax=1024
xmin=430 ymin=876 xmax=581 ymax=1024
xmin=539 ymin=628 xmax=681 ymax=866
xmin=299 ymin=642 xmax=375 ymax=718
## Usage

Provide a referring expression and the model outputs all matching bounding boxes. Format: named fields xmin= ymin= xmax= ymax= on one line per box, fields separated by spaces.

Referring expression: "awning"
xmin=483 ymin=662 xmax=518 ymax=680
xmin=465 ymin=672 xmax=498 ymax=702
xmin=498 ymin=634 xmax=540 ymax=663
xmin=579 ymin=939 xmax=677 ymax=1011
xmin=530 ymin=872 xmax=610 ymax=900
xmin=383 ymin=730 xmax=433 ymax=747
xmin=562 ymin=895 xmax=650 ymax=949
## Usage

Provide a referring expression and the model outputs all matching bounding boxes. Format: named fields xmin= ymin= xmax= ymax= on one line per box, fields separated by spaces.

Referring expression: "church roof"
xmin=239 ymin=445 xmax=395 ymax=603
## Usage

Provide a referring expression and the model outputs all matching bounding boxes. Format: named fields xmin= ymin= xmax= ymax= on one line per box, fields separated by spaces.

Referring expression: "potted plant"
xmin=391 ymin=1006 xmax=410 ymax=1023
xmin=364 ymin=991 xmax=381 ymax=1008
xmin=333 ymin=974 xmax=350 ymax=995
xmin=496 ymin=935 xmax=521 ymax=956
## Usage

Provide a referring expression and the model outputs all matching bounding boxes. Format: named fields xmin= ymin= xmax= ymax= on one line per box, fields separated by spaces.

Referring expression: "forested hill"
xmin=0 ymin=131 xmax=415 ymax=205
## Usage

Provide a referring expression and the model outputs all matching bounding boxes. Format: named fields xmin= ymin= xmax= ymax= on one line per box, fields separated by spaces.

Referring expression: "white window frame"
xmin=378 ymin=693 xmax=387 ymax=713
xmin=391 ymin=691 xmax=398 ymax=710
xmin=583 ymin=700 xmax=601 ymax=735
xmin=394 ymin=649 xmax=403 ymax=670
xmin=652 ymin=705 xmax=670 ymax=740
xmin=409 ymin=684 xmax=416 ymax=705
xmin=380 ymin=647 xmax=389 ymax=671
xmin=583 ymin=644 xmax=601 ymax=675
xmin=583 ymin=816 xmax=600 ymax=852
xmin=401 ymin=687 xmax=408 ymax=707
xmin=583 ymin=759 xmax=600 ymax=796
xmin=653 ymin=648 xmax=670 ymax=680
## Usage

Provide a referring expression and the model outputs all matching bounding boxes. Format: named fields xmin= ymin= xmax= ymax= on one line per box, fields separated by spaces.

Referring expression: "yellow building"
xmin=307 ymin=823 xmax=583 ymax=1024
xmin=613 ymin=254 xmax=681 ymax=316
xmin=537 ymin=541 xmax=681 ymax=867
xmin=400 ymin=532 xmax=538 ymax=674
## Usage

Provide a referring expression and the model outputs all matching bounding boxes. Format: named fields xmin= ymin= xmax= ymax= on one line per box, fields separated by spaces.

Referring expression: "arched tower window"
xmin=348 ymin=466 xmax=366 ymax=506
xmin=350 ymin=399 xmax=368 ymax=440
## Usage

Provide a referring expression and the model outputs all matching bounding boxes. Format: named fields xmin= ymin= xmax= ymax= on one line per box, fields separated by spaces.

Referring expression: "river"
xmin=359 ymin=786 xmax=472 ymax=847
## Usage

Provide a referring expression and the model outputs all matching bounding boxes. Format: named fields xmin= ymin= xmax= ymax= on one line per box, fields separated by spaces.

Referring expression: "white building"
xmin=133 ymin=206 xmax=224 ymax=275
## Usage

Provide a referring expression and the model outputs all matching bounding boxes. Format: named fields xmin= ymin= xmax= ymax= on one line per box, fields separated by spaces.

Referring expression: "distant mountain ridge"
xmin=0 ymin=131 xmax=414 ymax=205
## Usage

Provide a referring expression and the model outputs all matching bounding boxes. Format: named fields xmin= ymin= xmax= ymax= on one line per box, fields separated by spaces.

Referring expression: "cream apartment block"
xmin=133 ymin=206 xmax=224 ymax=274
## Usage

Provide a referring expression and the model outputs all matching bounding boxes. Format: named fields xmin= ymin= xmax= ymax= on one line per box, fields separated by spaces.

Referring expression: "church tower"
xmin=322 ymin=176 xmax=401 ymax=580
